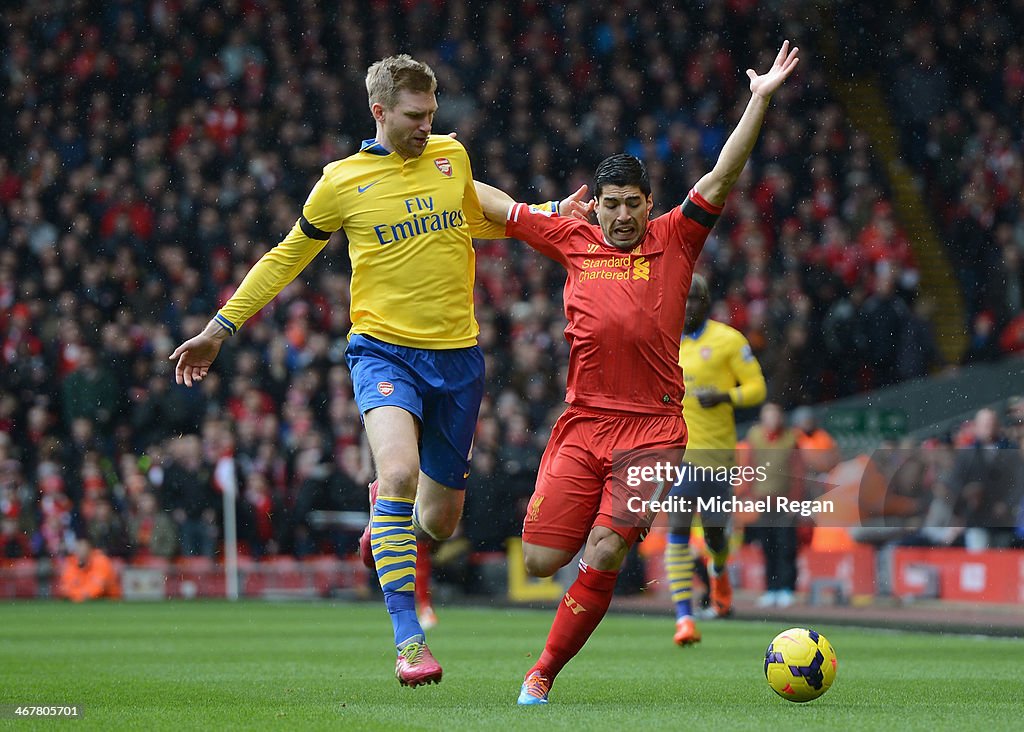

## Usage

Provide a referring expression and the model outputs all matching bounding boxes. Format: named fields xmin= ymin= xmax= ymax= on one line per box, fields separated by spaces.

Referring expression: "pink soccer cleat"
xmin=395 ymin=641 xmax=443 ymax=687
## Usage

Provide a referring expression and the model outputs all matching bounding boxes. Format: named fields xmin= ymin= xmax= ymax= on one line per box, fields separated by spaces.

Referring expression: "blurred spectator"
xmin=60 ymin=345 xmax=121 ymax=432
xmin=896 ymin=297 xmax=943 ymax=381
xmin=821 ymin=286 xmax=871 ymax=396
xmin=764 ymin=320 xmax=817 ymax=408
xmin=160 ymin=436 xmax=218 ymax=557
xmin=86 ymin=497 xmax=128 ymax=558
xmin=742 ymin=403 xmax=802 ymax=608
xmin=950 ymin=408 xmax=1018 ymax=549
xmin=899 ymin=437 xmax=963 ymax=548
xmin=1 ymin=516 xmax=31 ymax=558
xmin=241 ymin=471 xmax=278 ymax=558
xmin=57 ymin=536 xmax=121 ymax=602
xmin=862 ymin=270 xmax=911 ymax=388
xmin=126 ymin=491 xmax=178 ymax=559
xmin=792 ymin=407 xmax=841 ymax=479
xmin=961 ymin=312 xmax=1003 ymax=364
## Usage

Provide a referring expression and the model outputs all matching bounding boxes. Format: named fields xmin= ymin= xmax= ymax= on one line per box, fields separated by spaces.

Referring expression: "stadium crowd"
xmin=0 ymin=0 xmax=1019 ymax=566
xmin=872 ymin=0 xmax=1024 ymax=358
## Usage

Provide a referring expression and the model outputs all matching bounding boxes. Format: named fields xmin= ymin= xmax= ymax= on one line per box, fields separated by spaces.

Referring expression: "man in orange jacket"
xmin=58 ymin=537 xmax=121 ymax=602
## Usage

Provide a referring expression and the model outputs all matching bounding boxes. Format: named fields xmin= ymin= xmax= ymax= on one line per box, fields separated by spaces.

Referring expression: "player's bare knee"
xmin=375 ymin=463 xmax=419 ymax=498
xmin=430 ymin=524 xmax=456 ymax=541
xmin=522 ymin=548 xmax=569 ymax=577
xmin=523 ymin=555 xmax=558 ymax=578
xmin=584 ymin=531 xmax=628 ymax=571
xmin=418 ymin=513 xmax=456 ymax=541
xmin=414 ymin=498 xmax=460 ymax=540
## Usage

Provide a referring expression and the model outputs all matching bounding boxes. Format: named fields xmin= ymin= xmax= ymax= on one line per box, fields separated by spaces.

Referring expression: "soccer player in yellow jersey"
xmin=168 ymin=55 xmax=572 ymax=687
xmin=666 ymin=273 xmax=767 ymax=646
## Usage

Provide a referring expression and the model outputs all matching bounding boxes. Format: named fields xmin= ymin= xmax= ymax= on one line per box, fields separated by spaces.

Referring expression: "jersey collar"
xmin=682 ymin=321 xmax=708 ymax=341
xmin=360 ymin=138 xmax=392 ymax=156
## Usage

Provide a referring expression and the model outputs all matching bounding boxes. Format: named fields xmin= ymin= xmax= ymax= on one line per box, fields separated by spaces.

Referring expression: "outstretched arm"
xmin=473 ymin=181 xmax=594 ymax=224
xmin=169 ymin=175 xmax=340 ymax=386
xmin=474 ymin=181 xmax=517 ymax=223
xmin=694 ymin=40 xmax=800 ymax=207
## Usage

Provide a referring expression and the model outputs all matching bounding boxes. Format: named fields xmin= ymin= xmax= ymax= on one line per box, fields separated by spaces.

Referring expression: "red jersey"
xmin=506 ymin=189 xmax=721 ymax=415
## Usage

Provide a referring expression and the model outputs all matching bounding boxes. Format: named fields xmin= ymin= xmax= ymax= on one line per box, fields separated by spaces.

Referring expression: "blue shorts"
xmin=345 ymin=334 xmax=484 ymax=490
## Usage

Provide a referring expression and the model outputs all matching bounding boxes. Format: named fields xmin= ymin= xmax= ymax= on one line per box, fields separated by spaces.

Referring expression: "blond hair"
xmin=365 ymin=54 xmax=437 ymax=110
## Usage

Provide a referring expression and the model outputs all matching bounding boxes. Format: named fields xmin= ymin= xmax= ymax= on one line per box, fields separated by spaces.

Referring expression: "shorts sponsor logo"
xmin=434 ymin=157 xmax=452 ymax=176
xmin=377 ymin=381 xmax=395 ymax=397
xmin=527 ymin=495 xmax=544 ymax=523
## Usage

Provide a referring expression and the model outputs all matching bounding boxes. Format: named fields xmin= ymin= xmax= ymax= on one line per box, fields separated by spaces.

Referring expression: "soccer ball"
xmin=764 ymin=627 xmax=837 ymax=702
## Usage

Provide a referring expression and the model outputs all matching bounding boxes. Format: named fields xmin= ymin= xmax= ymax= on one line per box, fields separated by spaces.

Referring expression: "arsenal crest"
xmin=377 ymin=381 xmax=395 ymax=396
xmin=434 ymin=157 xmax=452 ymax=177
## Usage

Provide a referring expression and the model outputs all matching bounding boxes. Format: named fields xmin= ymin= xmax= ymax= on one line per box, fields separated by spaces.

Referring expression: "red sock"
xmin=415 ymin=540 xmax=432 ymax=608
xmin=531 ymin=561 xmax=618 ymax=680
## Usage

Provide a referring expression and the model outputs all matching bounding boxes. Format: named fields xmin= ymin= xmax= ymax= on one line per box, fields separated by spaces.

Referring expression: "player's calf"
xmin=707 ymin=563 xmax=734 ymax=618
xmin=522 ymin=543 xmax=574 ymax=578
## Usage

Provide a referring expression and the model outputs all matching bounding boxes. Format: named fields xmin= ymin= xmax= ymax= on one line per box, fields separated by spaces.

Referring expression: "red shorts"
xmin=522 ymin=405 xmax=687 ymax=554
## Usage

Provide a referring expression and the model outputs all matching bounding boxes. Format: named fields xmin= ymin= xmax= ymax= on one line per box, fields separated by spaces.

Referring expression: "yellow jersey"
xmin=215 ymin=135 xmax=507 ymax=349
xmin=680 ymin=319 xmax=767 ymax=463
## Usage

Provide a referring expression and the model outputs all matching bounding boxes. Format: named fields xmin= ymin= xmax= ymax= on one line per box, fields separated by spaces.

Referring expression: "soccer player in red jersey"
xmin=476 ymin=40 xmax=800 ymax=704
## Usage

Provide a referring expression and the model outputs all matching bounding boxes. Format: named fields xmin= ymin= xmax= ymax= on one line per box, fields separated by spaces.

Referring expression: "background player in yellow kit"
xmin=169 ymin=55 xmax=517 ymax=687
xmin=666 ymin=273 xmax=766 ymax=646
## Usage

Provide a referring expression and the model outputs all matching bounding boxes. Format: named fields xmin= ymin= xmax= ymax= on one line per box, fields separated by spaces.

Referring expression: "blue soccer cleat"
xmin=517 ymin=670 xmax=551 ymax=705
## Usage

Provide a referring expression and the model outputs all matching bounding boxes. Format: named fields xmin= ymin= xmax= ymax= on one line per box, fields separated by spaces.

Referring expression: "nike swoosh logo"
xmin=358 ymin=180 xmax=383 ymax=193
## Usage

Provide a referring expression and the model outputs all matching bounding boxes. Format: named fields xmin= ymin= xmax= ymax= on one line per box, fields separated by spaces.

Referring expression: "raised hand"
xmin=559 ymin=184 xmax=596 ymax=221
xmin=747 ymin=40 xmax=800 ymax=100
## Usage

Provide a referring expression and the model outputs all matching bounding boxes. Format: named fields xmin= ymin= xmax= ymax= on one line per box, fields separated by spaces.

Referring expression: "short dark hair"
xmin=594 ymin=154 xmax=651 ymax=198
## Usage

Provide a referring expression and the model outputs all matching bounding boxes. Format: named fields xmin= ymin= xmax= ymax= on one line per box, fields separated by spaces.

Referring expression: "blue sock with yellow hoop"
xmin=665 ymin=531 xmax=695 ymax=620
xmin=370 ymin=496 xmax=423 ymax=649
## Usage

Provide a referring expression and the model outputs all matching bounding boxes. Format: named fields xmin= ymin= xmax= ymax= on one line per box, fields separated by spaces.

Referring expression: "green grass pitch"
xmin=1 ymin=601 xmax=1021 ymax=731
